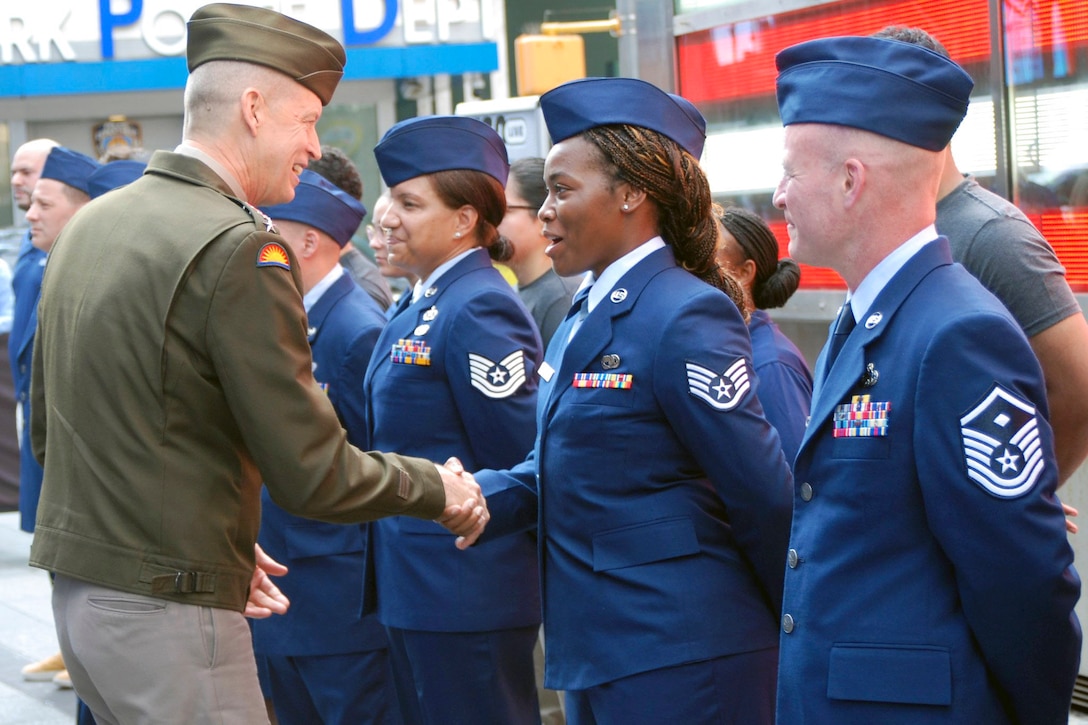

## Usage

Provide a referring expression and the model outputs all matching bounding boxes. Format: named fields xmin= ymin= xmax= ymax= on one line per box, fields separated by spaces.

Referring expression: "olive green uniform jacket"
xmin=29 ymin=151 xmax=445 ymax=611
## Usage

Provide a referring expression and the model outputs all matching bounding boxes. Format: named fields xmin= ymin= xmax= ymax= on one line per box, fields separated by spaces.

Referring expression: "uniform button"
xmin=787 ymin=549 xmax=799 ymax=568
xmin=782 ymin=613 xmax=795 ymax=634
xmin=800 ymin=482 xmax=813 ymax=501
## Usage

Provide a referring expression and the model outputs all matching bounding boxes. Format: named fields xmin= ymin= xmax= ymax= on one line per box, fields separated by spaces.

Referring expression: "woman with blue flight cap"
xmin=363 ymin=115 xmax=544 ymax=724
xmin=472 ymin=78 xmax=794 ymax=724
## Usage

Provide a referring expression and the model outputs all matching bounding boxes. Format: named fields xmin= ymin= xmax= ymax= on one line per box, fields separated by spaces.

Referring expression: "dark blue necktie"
xmin=826 ymin=301 xmax=855 ymax=367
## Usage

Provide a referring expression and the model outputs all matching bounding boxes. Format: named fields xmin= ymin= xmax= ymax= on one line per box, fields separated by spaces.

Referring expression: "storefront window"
xmin=1004 ymin=0 xmax=1088 ymax=290
xmin=676 ymin=0 xmax=1088 ymax=290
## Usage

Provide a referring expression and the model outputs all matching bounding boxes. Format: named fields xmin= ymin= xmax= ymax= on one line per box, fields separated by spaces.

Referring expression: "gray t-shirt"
xmin=518 ymin=268 xmax=581 ymax=350
xmin=936 ymin=177 xmax=1079 ymax=338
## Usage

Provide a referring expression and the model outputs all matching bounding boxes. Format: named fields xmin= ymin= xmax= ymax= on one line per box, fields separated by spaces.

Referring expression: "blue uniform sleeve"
xmin=328 ymin=324 xmax=382 ymax=448
xmin=444 ymin=289 xmax=543 ymax=471
xmin=753 ymin=360 xmax=812 ymax=466
xmin=917 ymin=311 xmax=1080 ymax=723
xmin=475 ymin=452 xmax=540 ymax=541
xmin=654 ymin=290 xmax=794 ymax=612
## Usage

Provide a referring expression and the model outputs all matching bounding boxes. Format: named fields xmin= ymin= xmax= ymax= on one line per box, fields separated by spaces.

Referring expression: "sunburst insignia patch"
xmin=256 ymin=242 xmax=291 ymax=270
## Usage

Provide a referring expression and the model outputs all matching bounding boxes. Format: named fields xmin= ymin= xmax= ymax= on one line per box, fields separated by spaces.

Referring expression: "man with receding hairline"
xmin=28 ymin=5 xmax=487 ymax=723
xmin=772 ymin=35 xmax=1079 ymax=723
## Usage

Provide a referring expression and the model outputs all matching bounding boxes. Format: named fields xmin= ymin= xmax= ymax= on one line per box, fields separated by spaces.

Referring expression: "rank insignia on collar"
xmin=834 ymin=395 xmax=889 ymax=437
xmin=469 ymin=350 xmax=527 ymax=399
xmin=256 ymin=242 xmax=290 ymax=270
xmin=250 ymin=205 xmax=276 ymax=232
xmin=686 ymin=358 xmax=750 ymax=411
xmin=961 ymin=385 xmax=1044 ymax=498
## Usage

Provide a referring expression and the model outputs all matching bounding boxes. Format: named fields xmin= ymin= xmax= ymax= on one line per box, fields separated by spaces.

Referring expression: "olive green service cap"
xmin=186 ymin=3 xmax=346 ymax=106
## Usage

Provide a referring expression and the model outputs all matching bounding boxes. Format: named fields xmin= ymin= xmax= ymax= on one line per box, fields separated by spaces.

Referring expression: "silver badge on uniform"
xmin=423 ymin=306 xmax=439 ymax=322
xmin=424 ymin=286 xmax=438 ymax=298
xmin=861 ymin=362 xmax=879 ymax=387
xmin=601 ymin=354 xmax=620 ymax=370
xmin=685 ymin=358 xmax=750 ymax=411
xmin=468 ymin=350 xmax=527 ymax=399
xmin=414 ymin=324 xmax=430 ymax=336
xmin=864 ymin=312 xmax=883 ymax=329
xmin=960 ymin=384 xmax=1045 ymax=498
xmin=610 ymin=288 xmax=628 ymax=303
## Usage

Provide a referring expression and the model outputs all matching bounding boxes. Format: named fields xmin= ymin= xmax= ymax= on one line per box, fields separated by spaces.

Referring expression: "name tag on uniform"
xmin=833 ymin=395 xmax=890 ymax=437
xmin=539 ymin=362 xmax=555 ymax=383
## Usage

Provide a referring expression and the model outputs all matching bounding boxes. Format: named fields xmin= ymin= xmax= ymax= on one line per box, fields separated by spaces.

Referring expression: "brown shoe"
xmin=21 ymin=652 xmax=66 ymax=682
xmin=52 ymin=670 xmax=73 ymax=689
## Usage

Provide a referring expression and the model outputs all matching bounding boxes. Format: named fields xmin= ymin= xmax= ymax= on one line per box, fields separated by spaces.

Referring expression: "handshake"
xmin=434 ymin=457 xmax=489 ymax=549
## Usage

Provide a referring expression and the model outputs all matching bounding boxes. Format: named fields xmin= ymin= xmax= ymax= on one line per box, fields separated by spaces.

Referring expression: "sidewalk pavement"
xmin=0 ymin=511 xmax=74 ymax=724
xmin=0 ymin=508 xmax=1086 ymax=724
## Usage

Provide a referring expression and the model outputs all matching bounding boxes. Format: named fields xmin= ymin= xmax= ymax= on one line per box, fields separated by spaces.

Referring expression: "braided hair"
xmin=582 ymin=125 xmax=747 ymax=316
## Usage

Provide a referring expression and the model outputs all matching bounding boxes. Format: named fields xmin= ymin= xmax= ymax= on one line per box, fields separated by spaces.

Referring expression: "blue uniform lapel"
xmin=801 ymin=238 xmax=954 ymax=452
xmin=542 ymin=247 xmax=676 ymax=420
xmin=364 ymin=248 xmax=492 ymax=391
xmin=305 ymin=274 xmax=356 ymax=342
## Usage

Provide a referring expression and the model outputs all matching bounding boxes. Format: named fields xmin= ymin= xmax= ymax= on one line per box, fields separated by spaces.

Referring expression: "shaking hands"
xmin=434 ymin=457 xmax=489 ymax=549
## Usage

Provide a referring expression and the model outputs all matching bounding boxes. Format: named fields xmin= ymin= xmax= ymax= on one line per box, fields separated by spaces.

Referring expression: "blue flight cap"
xmin=539 ymin=77 xmax=707 ymax=159
xmin=87 ymin=160 xmax=147 ymax=200
xmin=40 ymin=147 xmax=101 ymax=196
xmin=263 ymin=170 xmax=367 ymax=247
xmin=374 ymin=116 xmax=509 ymax=187
xmin=776 ymin=36 xmax=974 ymax=151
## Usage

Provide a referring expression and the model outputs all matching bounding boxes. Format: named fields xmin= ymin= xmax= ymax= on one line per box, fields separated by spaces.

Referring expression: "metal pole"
xmin=615 ymin=0 xmax=675 ymax=89
xmin=988 ymin=0 xmax=1013 ymax=201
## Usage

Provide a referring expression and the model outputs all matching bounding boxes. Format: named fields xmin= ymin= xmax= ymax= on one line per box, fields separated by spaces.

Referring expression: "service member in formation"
xmin=771 ymin=35 xmax=1080 ymax=724
xmin=474 ymin=77 xmax=794 ymax=724
xmin=252 ymin=170 xmax=401 ymax=723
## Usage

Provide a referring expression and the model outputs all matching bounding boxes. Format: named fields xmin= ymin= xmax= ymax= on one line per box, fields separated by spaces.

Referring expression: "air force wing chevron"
xmin=469 ymin=350 xmax=527 ymax=399
xmin=686 ymin=358 xmax=750 ymax=411
xmin=960 ymin=384 xmax=1046 ymax=498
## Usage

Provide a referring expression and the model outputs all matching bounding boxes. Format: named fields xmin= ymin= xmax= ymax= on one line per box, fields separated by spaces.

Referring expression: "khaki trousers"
xmin=53 ymin=574 xmax=268 ymax=725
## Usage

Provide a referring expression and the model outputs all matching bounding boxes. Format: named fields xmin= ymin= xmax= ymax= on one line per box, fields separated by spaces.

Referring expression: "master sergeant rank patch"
xmin=960 ymin=384 xmax=1045 ymax=498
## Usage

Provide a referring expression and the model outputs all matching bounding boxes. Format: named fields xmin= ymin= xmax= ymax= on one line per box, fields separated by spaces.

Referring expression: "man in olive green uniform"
xmin=28 ymin=5 xmax=486 ymax=723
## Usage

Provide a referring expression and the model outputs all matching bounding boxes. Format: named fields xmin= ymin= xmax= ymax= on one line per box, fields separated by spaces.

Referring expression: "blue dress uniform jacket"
xmin=9 ymin=233 xmax=46 ymax=532
xmin=477 ymin=246 xmax=794 ymax=692
xmin=364 ymin=248 xmax=542 ymax=632
xmin=252 ymin=273 xmax=388 ymax=656
xmin=748 ymin=308 xmax=812 ymax=465
xmin=777 ymin=238 xmax=1080 ymax=724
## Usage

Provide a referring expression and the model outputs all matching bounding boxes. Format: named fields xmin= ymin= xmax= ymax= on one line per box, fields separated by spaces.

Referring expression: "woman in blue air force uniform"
xmin=473 ymin=78 xmax=794 ymax=724
xmin=715 ymin=205 xmax=813 ymax=464
xmin=363 ymin=116 xmax=544 ymax=725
